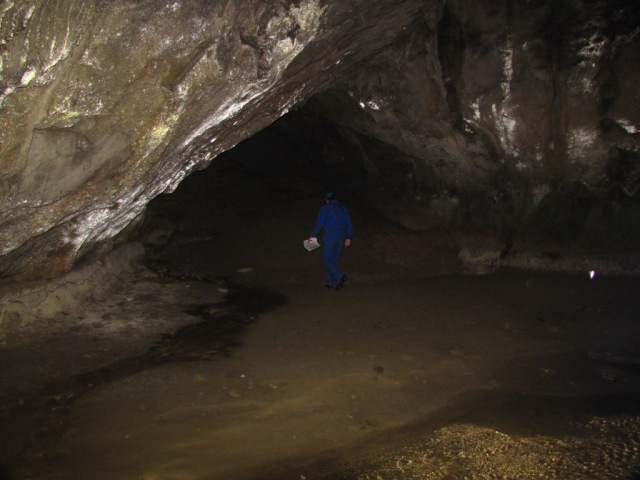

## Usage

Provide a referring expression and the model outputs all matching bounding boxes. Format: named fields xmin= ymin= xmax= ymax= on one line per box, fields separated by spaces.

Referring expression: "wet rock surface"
xmin=0 ymin=0 xmax=639 ymax=281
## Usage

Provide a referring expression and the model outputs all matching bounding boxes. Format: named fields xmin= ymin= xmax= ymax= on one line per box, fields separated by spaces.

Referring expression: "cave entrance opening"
xmin=138 ymin=92 xmax=459 ymax=284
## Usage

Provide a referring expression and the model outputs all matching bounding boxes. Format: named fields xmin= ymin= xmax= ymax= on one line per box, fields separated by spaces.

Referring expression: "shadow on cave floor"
xmin=62 ymin=279 xmax=287 ymax=399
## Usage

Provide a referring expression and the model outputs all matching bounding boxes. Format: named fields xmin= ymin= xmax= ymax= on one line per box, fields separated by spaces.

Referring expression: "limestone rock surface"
xmin=0 ymin=0 xmax=638 ymax=280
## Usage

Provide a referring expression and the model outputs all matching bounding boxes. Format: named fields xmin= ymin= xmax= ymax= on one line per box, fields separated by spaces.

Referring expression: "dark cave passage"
xmin=137 ymin=95 xmax=464 ymax=286
xmin=138 ymin=77 xmax=640 ymax=285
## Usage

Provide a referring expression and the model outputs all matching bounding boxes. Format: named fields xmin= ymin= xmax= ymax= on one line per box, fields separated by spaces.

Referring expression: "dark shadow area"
xmin=43 ymin=278 xmax=287 ymax=403
xmin=72 ymin=279 xmax=287 ymax=387
xmin=0 ymin=466 xmax=12 ymax=480
xmin=137 ymin=98 xmax=446 ymax=270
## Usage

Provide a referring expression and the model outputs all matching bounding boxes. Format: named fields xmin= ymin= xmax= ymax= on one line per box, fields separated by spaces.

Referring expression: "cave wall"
xmin=0 ymin=0 xmax=638 ymax=281
xmin=0 ymin=0 xmax=429 ymax=279
xmin=304 ymin=0 xmax=640 ymax=249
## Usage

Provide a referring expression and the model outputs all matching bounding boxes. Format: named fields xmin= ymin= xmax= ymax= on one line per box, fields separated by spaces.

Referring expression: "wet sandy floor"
xmin=1 ymin=265 xmax=640 ymax=479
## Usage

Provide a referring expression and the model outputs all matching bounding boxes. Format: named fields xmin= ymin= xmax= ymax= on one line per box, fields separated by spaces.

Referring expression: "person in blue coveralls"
xmin=309 ymin=192 xmax=353 ymax=290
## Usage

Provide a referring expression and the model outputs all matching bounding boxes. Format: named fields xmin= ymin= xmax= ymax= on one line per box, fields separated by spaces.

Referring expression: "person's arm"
xmin=310 ymin=206 xmax=327 ymax=239
xmin=343 ymin=208 xmax=353 ymax=247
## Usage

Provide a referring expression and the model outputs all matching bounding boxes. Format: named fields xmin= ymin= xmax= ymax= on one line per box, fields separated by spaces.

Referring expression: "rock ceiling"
xmin=0 ymin=0 xmax=639 ymax=280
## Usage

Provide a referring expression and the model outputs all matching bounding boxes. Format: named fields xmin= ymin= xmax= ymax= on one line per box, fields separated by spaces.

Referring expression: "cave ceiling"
xmin=0 ymin=0 xmax=639 ymax=280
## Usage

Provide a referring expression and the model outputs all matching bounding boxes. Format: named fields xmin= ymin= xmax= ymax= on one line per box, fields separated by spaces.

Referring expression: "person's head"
xmin=324 ymin=192 xmax=335 ymax=203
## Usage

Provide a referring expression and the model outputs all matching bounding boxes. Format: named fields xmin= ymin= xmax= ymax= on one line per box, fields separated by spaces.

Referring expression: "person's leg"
xmin=322 ymin=241 xmax=344 ymax=287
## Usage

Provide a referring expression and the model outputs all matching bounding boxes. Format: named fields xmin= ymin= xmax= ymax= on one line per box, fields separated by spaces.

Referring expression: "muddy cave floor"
xmin=2 ymin=201 xmax=640 ymax=479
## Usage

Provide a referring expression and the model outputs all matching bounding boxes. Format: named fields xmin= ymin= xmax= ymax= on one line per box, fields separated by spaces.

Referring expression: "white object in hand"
xmin=303 ymin=237 xmax=321 ymax=251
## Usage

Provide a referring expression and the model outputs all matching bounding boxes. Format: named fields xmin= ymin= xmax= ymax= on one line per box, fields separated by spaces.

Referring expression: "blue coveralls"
xmin=311 ymin=200 xmax=354 ymax=287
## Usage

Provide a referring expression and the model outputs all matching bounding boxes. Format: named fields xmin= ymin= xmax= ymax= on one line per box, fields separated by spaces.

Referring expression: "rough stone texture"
xmin=0 ymin=242 xmax=145 ymax=340
xmin=0 ymin=0 xmax=639 ymax=281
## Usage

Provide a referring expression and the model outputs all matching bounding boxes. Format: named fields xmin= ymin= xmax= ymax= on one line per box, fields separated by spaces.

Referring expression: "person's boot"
xmin=335 ymin=274 xmax=347 ymax=291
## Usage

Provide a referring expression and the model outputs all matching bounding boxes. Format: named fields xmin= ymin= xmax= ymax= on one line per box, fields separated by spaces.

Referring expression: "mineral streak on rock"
xmin=0 ymin=0 xmax=332 ymax=278
xmin=0 ymin=0 xmax=639 ymax=280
